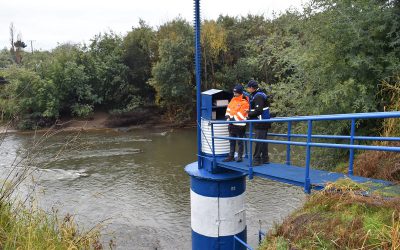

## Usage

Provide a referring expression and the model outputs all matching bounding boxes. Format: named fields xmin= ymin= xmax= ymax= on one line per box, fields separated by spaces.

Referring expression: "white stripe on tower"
xmin=191 ymin=190 xmax=246 ymax=237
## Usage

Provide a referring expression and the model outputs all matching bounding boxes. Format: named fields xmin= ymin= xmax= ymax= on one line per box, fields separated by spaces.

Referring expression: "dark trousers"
xmin=254 ymin=128 xmax=269 ymax=163
xmin=228 ymin=125 xmax=246 ymax=158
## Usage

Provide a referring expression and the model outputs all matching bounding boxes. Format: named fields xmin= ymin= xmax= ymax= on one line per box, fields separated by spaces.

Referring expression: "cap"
xmin=246 ymin=80 xmax=258 ymax=89
xmin=233 ymin=84 xmax=243 ymax=94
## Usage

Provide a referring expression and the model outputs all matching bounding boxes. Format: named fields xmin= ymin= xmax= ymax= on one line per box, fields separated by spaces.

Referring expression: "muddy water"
xmin=0 ymin=129 xmax=305 ymax=249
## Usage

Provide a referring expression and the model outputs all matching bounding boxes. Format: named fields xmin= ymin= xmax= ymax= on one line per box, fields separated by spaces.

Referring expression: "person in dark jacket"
xmin=246 ymin=80 xmax=270 ymax=166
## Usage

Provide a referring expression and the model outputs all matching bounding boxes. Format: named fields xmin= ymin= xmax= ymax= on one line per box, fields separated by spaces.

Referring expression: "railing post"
xmin=304 ymin=120 xmax=312 ymax=194
xmin=348 ymin=119 xmax=356 ymax=176
xmin=249 ymin=122 xmax=253 ymax=180
xmin=244 ymin=135 xmax=248 ymax=159
xmin=286 ymin=121 xmax=292 ymax=165
xmin=211 ymin=123 xmax=216 ymax=169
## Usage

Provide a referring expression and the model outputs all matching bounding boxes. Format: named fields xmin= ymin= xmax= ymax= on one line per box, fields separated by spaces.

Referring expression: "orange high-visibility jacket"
xmin=225 ymin=94 xmax=250 ymax=126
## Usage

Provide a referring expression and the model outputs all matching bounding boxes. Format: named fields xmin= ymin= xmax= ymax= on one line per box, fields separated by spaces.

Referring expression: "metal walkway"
xmin=217 ymin=159 xmax=392 ymax=190
xmin=205 ymin=111 xmax=400 ymax=193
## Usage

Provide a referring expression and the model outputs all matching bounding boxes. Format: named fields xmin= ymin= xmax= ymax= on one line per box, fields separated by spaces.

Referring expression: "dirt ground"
xmin=1 ymin=110 xmax=195 ymax=134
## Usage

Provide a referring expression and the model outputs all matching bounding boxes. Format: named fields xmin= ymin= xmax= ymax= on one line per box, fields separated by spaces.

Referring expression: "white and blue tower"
xmin=186 ymin=163 xmax=247 ymax=249
xmin=185 ymin=1 xmax=248 ymax=248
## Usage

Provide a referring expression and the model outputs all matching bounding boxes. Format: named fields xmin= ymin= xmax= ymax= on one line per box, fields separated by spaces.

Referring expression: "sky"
xmin=0 ymin=0 xmax=305 ymax=51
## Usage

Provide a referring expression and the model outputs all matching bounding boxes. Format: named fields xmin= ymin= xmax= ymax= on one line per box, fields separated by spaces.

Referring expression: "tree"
xmin=123 ymin=20 xmax=156 ymax=103
xmin=14 ymin=35 xmax=27 ymax=64
xmin=0 ymin=66 xmax=59 ymax=128
xmin=151 ymin=19 xmax=194 ymax=121
xmin=201 ymin=20 xmax=227 ymax=89
xmin=9 ymin=23 xmax=15 ymax=62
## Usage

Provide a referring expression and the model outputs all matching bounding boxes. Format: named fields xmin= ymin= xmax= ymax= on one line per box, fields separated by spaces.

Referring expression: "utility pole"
xmin=29 ymin=40 xmax=35 ymax=54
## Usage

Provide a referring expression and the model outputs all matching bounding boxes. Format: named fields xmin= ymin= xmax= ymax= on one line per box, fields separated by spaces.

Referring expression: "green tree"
xmin=48 ymin=44 xmax=100 ymax=117
xmin=0 ymin=66 xmax=59 ymax=127
xmin=123 ymin=20 xmax=157 ymax=102
xmin=201 ymin=20 xmax=227 ymax=89
xmin=151 ymin=19 xmax=194 ymax=121
xmin=87 ymin=32 xmax=132 ymax=109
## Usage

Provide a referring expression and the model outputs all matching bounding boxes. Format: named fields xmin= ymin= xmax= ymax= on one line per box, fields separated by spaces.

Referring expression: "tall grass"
xmin=259 ymin=179 xmax=400 ymax=250
xmin=0 ymin=202 xmax=102 ymax=249
xmin=381 ymin=76 xmax=400 ymax=138
xmin=352 ymin=76 xmax=400 ymax=182
xmin=0 ymin=124 xmax=103 ymax=249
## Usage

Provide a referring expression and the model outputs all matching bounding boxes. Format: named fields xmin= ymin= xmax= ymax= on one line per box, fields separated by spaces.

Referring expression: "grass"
xmin=0 ymin=201 xmax=102 ymax=249
xmin=259 ymin=179 xmax=400 ymax=250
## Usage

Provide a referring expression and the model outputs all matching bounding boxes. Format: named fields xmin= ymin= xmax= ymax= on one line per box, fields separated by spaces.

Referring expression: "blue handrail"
xmin=267 ymin=133 xmax=400 ymax=141
xmin=211 ymin=111 xmax=400 ymax=124
xmin=209 ymin=111 xmax=400 ymax=193
xmin=233 ymin=235 xmax=254 ymax=250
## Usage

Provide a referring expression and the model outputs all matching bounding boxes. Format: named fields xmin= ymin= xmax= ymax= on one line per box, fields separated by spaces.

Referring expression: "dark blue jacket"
xmin=248 ymin=89 xmax=270 ymax=129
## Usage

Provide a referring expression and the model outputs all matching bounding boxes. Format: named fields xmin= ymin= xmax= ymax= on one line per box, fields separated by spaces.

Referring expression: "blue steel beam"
xmin=268 ymin=133 xmax=400 ymax=142
xmin=194 ymin=0 xmax=202 ymax=169
xmin=348 ymin=119 xmax=356 ymax=175
xmin=286 ymin=121 xmax=292 ymax=165
xmin=213 ymin=136 xmax=400 ymax=152
xmin=211 ymin=111 xmax=400 ymax=124
xmin=233 ymin=236 xmax=254 ymax=250
xmin=304 ymin=120 xmax=312 ymax=194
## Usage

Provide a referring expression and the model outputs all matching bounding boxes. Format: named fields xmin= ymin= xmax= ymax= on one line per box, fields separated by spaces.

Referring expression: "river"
xmin=0 ymin=128 xmax=305 ymax=249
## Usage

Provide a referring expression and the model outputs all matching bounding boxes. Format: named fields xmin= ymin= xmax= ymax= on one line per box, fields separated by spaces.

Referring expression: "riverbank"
xmin=0 ymin=110 xmax=196 ymax=134
xmin=0 ymin=197 xmax=102 ymax=249
xmin=259 ymin=142 xmax=400 ymax=249
xmin=259 ymin=179 xmax=400 ymax=249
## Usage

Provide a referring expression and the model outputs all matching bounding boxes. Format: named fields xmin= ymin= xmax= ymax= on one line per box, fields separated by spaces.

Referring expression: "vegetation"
xmin=0 ymin=203 xmax=102 ymax=249
xmin=0 ymin=0 xmax=399 ymax=162
xmin=259 ymin=179 xmax=400 ymax=250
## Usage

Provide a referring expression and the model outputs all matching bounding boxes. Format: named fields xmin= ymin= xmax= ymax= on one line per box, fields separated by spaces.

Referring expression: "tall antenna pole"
xmin=194 ymin=0 xmax=202 ymax=168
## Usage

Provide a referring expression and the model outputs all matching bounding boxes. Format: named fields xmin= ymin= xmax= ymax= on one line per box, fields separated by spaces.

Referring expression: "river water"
xmin=0 ymin=128 xmax=305 ymax=249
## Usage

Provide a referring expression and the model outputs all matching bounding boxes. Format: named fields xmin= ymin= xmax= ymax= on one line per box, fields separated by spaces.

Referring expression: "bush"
xmin=71 ymin=103 xmax=94 ymax=118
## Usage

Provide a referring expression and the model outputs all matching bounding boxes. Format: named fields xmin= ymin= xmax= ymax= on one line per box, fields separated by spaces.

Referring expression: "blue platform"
xmin=216 ymin=158 xmax=392 ymax=190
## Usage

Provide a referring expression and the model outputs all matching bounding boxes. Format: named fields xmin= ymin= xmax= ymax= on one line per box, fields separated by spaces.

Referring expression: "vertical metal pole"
xmin=244 ymin=132 xmax=248 ymax=159
xmin=211 ymin=123 xmax=216 ymax=169
xmin=348 ymin=119 xmax=356 ymax=176
xmin=194 ymin=0 xmax=202 ymax=169
xmin=249 ymin=122 xmax=253 ymax=180
xmin=286 ymin=121 xmax=292 ymax=165
xmin=304 ymin=120 xmax=312 ymax=194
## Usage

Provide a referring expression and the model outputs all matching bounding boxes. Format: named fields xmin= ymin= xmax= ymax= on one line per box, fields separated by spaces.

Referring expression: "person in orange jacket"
xmin=223 ymin=84 xmax=250 ymax=162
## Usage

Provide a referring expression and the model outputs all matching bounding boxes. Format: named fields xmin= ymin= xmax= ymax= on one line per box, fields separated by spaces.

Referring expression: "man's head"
xmin=246 ymin=80 xmax=258 ymax=93
xmin=233 ymin=84 xmax=243 ymax=97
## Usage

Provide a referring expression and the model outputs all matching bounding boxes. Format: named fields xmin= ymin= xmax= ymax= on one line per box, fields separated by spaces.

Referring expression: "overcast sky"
xmin=1 ymin=0 xmax=305 ymax=51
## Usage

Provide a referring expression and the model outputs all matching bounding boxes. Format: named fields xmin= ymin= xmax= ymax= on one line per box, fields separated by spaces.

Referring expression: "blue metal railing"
xmin=259 ymin=230 xmax=266 ymax=244
xmin=233 ymin=235 xmax=254 ymax=250
xmin=209 ymin=111 xmax=400 ymax=193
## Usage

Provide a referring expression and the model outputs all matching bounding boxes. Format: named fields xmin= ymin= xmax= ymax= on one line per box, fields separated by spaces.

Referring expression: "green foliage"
xmin=123 ymin=20 xmax=157 ymax=101
xmin=0 ymin=48 xmax=13 ymax=68
xmin=0 ymin=66 xmax=59 ymax=122
xmin=71 ymin=103 xmax=93 ymax=117
xmin=0 ymin=200 xmax=101 ymax=249
xmin=151 ymin=19 xmax=194 ymax=121
xmin=2 ymin=0 xmax=400 ymax=130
